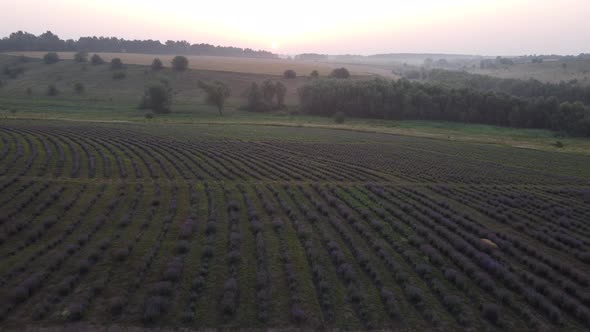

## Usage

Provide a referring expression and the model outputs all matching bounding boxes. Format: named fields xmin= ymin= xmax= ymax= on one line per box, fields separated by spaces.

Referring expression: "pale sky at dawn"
xmin=1 ymin=0 xmax=589 ymax=55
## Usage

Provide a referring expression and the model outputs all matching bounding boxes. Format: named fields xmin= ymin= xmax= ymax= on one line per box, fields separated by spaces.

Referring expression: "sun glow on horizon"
xmin=1 ymin=0 xmax=589 ymax=55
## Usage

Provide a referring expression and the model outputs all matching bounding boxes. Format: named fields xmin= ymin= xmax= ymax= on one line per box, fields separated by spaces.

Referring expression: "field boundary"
xmin=3 ymin=115 xmax=590 ymax=156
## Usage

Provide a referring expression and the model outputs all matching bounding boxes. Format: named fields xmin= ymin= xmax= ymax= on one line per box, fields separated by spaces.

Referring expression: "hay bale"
xmin=480 ymin=238 xmax=499 ymax=249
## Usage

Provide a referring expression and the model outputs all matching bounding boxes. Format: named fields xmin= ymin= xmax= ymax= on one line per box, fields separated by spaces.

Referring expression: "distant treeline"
xmin=0 ymin=31 xmax=278 ymax=58
xmin=426 ymin=69 xmax=590 ymax=105
xmin=298 ymin=79 xmax=590 ymax=136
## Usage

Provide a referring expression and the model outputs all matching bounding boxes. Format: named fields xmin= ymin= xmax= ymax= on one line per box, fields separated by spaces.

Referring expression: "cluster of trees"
xmin=244 ymin=80 xmax=287 ymax=112
xmin=90 ymin=54 xmax=105 ymax=65
xmin=480 ymin=56 xmax=515 ymax=69
xmin=330 ymin=67 xmax=350 ymax=79
xmin=298 ymin=78 xmax=590 ymax=136
xmin=0 ymin=31 xmax=277 ymax=58
xmin=43 ymin=52 xmax=59 ymax=64
xmin=426 ymin=69 xmax=590 ymax=105
xmin=139 ymin=83 xmax=173 ymax=114
xmin=171 ymin=56 xmax=189 ymax=71
xmin=423 ymin=58 xmax=451 ymax=68
xmin=283 ymin=70 xmax=296 ymax=79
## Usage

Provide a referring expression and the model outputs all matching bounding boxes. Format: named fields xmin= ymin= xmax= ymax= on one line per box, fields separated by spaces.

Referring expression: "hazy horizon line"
xmin=3 ymin=29 xmax=589 ymax=59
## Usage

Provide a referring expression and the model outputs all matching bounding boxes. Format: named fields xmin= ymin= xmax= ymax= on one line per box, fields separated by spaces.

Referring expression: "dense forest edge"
xmin=423 ymin=69 xmax=590 ymax=105
xmin=297 ymin=78 xmax=590 ymax=136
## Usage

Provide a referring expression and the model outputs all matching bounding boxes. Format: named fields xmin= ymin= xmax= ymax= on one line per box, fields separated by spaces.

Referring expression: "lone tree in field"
xmin=310 ymin=70 xmax=319 ymax=78
xmin=172 ymin=56 xmax=189 ymax=71
xmin=198 ymin=81 xmax=231 ymax=116
xmin=152 ymin=58 xmax=163 ymax=70
xmin=330 ymin=67 xmax=350 ymax=79
xmin=139 ymin=84 xmax=172 ymax=114
xmin=74 ymin=51 xmax=88 ymax=63
xmin=283 ymin=69 xmax=296 ymax=79
xmin=275 ymin=81 xmax=287 ymax=108
xmin=110 ymin=58 xmax=124 ymax=70
xmin=91 ymin=54 xmax=104 ymax=65
xmin=43 ymin=52 xmax=59 ymax=64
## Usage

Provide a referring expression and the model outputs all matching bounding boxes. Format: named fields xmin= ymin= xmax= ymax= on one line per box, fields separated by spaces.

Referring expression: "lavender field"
xmin=0 ymin=120 xmax=589 ymax=331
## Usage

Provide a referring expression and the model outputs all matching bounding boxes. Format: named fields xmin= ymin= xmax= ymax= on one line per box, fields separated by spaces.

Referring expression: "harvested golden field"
xmin=6 ymin=51 xmax=396 ymax=77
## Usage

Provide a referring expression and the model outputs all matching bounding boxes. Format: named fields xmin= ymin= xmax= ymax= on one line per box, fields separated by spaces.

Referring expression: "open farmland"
xmin=0 ymin=120 xmax=589 ymax=331
xmin=4 ymin=52 xmax=397 ymax=77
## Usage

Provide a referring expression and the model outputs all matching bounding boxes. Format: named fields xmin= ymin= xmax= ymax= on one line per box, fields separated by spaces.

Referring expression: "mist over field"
xmin=0 ymin=1 xmax=590 ymax=332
